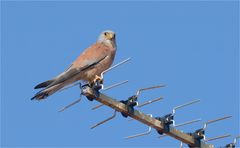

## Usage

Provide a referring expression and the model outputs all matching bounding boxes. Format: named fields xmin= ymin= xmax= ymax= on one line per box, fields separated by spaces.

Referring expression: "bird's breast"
xmin=84 ymin=51 xmax=116 ymax=82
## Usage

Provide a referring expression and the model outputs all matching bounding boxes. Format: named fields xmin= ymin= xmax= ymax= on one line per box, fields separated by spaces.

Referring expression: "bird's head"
xmin=97 ymin=30 xmax=116 ymax=48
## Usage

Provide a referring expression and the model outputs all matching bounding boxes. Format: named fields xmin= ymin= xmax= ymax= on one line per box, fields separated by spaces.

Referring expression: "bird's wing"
xmin=44 ymin=43 xmax=110 ymax=89
xmin=45 ymin=56 xmax=107 ymax=89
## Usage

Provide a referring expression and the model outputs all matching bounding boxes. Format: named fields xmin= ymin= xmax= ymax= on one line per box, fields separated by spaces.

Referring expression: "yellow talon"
xmin=93 ymin=75 xmax=103 ymax=84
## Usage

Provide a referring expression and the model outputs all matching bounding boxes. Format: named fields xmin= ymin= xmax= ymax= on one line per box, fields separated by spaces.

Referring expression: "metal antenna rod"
xmin=91 ymin=110 xmax=117 ymax=129
xmin=164 ymin=99 xmax=201 ymax=126
xmin=194 ymin=115 xmax=233 ymax=141
xmin=100 ymin=58 xmax=131 ymax=90
xmin=125 ymin=114 xmax=153 ymax=139
xmin=180 ymin=142 xmax=183 ymax=148
xmin=103 ymin=80 xmax=129 ymax=91
xmin=58 ymin=83 xmax=83 ymax=112
xmin=205 ymin=134 xmax=231 ymax=142
xmin=100 ymin=57 xmax=131 ymax=78
xmin=58 ymin=98 xmax=82 ymax=112
xmin=203 ymin=115 xmax=232 ymax=130
xmin=172 ymin=99 xmax=200 ymax=115
xmin=125 ymin=126 xmax=152 ymax=139
xmin=137 ymin=97 xmax=164 ymax=108
xmin=92 ymin=104 xmax=104 ymax=110
xmin=175 ymin=118 xmax=202 ymax=127
xmin=136 ymin=84 xmax=166 ymax=97
xmin=124 ymin=84 xmax=165 ymax=114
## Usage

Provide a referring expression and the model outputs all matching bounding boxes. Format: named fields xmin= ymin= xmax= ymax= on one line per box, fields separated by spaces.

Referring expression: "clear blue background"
xmin=1 ymin=1 xmax=239 ymax=147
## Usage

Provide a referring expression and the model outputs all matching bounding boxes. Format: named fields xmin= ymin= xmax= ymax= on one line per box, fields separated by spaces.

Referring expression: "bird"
xmin=31 ymin=30 xmax=117 ymax=100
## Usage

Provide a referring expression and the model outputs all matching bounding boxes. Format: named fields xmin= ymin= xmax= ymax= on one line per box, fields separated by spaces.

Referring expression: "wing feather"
xmin=44 ymin=55 xmax=107 ymax=89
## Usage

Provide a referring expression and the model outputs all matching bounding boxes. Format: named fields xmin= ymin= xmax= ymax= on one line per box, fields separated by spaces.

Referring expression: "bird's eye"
xmin=104 ymin=32 xmax=108 ymax=36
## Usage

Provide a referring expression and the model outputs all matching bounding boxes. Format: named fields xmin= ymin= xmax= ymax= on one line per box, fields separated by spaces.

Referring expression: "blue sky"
xmin=1 ymin=1 xmax=239 ymax=147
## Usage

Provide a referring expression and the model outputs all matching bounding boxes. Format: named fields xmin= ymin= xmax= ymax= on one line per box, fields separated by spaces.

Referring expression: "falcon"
xmin=31 ymin=30 xmax=117 ymax=100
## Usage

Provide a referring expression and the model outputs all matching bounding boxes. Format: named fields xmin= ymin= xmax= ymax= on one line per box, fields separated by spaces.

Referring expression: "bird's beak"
xmin=107 ymin=33 xmax=115 ymax=40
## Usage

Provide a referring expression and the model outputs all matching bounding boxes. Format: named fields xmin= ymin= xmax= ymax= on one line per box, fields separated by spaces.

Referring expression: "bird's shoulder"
xmin=70 ymin=43 xmax=111 ymax=68
xmin=86 ymin=42 xmax=113 ymax=53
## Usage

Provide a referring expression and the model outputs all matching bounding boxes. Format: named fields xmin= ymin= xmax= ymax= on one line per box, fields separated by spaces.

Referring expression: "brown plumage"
xmin=31 ymin=30 xmax=117 ymax=100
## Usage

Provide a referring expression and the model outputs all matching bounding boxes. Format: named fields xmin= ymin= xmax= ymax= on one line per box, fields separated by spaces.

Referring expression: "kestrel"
xmin=31 ymin=30 xmax=117 ymax=100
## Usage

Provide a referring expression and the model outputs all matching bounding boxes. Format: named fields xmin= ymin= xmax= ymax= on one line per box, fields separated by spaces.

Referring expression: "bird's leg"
xmin=93 ymin=75 xmax=104 ymax=84
xmin=91 ymin=75 xmax=104 ymax=90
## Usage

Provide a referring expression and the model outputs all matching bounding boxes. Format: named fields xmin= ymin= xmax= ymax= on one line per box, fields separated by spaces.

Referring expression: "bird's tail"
xmin=34 ymin=79 xmax=55 ymax=89
xmin=31 ymin=84 xmax=64 ymax=100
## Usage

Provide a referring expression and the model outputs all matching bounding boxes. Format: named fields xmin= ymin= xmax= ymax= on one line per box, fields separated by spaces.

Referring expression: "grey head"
xmin=97 ymin=30 xmax=116 ymax=48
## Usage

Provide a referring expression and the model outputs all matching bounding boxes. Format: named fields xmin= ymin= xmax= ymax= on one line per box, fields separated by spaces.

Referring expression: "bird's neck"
xmin=98 ymin=39 xmax=116 ymax=49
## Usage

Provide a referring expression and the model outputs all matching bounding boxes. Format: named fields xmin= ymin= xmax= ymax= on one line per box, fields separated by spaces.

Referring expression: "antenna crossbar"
xmin=82 ymin=86 xmax=213 ymax=148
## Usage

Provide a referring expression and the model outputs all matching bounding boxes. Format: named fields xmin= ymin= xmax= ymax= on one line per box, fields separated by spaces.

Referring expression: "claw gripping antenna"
xmin=58 ymin=58 xmax=131 ymax=112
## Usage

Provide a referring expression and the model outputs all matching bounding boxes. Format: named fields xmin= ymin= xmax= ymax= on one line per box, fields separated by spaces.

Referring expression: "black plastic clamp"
xmin=224 ymin=143 xmax=236 ymax=148
xmin=155 ymin=113 xmax=174 ymax=135
xmin=81 ymin=81 xmax=101 ymax=101
xmin=120 ymin=95 xmax=138 ymax=118
xmin=187 ymin=128 xmax=205 ymax=148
